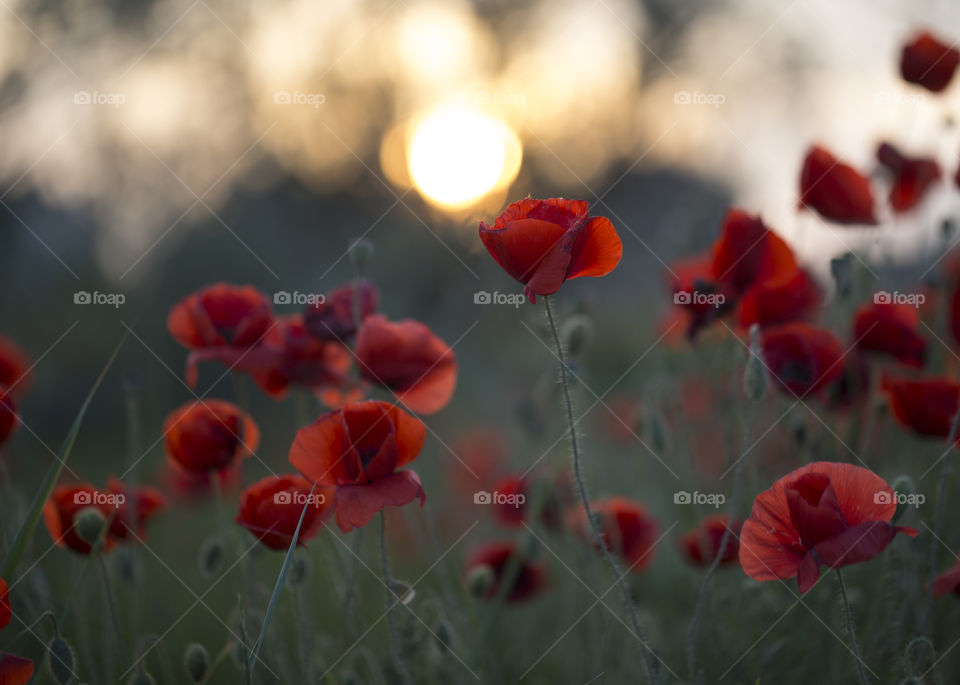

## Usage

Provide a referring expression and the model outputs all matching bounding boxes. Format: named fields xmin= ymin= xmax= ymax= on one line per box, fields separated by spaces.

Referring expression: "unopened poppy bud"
xmin=198 ymin=537 xmax=225 ymax=578
xmin=433 ymin=621 xmax=453 ymax=654
xmin=183 ymin=642 xmax=209 ymax=683
xmin=74 ymin=507 xmax=106 ymax=547
xmin=348 ymin=239 xmax=374 ymax=271
xmin=889 ymin=475 xmax=915 ymax=521
xmin=128 ymin=672 xmax=157 ymax=685
xmin=644 ymin=410 xmax=668 ymax=454
xmin=743 ymin=325 xmax=766 ymax=401
xmin=47 ymin=635 xmax=76 ymax=685
xmin=465 ymin=564 xmax=495 ymax=598
xmin=560 ymin=314 xmax=593 ymax=358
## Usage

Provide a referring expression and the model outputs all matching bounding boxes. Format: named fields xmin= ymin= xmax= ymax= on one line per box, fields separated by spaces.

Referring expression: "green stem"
xmin=688 ymin=402 xmax=755 ymax=680
xmin=543 ymin=296 xmax=655 ymax=684
xmin=380 ymin=511 xmax=409 ymax=685
xmin=98 ymin=553 xmax=129 ymax=662
xmin=837 ymin=569 xmax=869 ymax=685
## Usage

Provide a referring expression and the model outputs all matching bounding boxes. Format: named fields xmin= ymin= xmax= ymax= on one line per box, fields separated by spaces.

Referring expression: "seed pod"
xmin=74 ymin=507 xmax=106 ymax=547
xmin=183 ymin=643 xmax=209 ymax=683
xmin=47 ymin=635 xmax=77 ymax=685
xmin=349 ymin=239 xmax=374 ymax=271
xmin=198 ymin=537 xmax=225 ymax=578
xmin=889 ymin=475 xmax=915 ymax=521
xmin=464 ymin=564 xmax=495 ymax=598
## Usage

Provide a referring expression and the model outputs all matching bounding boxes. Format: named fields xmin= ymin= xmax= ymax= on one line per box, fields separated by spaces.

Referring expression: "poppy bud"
xmin=433 ymin=621 xmax=454 ymax=654
xmin=183 ymin=643 xmax=209 ymax=683
xmin=889 ymin=475 xmax=915 ymax=522
xmin=128 ymin=672 xmax=157 ymax=685
xmin=743 ymin=325 xmax=766 ymax=401
xmin=560 ymin=314 xmax=593 ymax=358
xmin=830 ymin=253 xmax=853 ymax=300
xmin=643 ymin=409 xmax=668 ymax=454
xmin=74 ymin=507 xmax=106 ymax=547
xmin=349 ymin=239 xmax=374 ymax=271
xmin=47 ymin=635 xmax=76 ymax=685
xmin=465 ymin=564 xmax=496 ymax=597
xmin=198 ymin=537 xmax=225 ymax=578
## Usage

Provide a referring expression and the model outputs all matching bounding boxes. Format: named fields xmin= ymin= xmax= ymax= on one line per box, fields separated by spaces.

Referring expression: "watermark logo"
xmin=274 ymin=291 xmax=326 ymax=306
xmin=673 ymin=290 xmax=725 ymax=307
xmin=473 ymin=490 xmax=526 ymax=508
xmin=474 ymin=290 xmax=526 ymax=308
xmin=74 ymin=90 xmax=125 ymax=108
xmin=74 ymin=490 xmax=126 ymax=508
xmin=874 ymin=290 xmax=925 ymax=308
xmin=874 ymin=490 xmax=924 ymax=508
xmin=74 ymin=291 xmax=125 ymax=308
xmin=473 ymin=90 xmax=526 ymax=106
xmin=273 ymin=90 xmax=325 ymax=108
xmin=674 ymin=490 xmax=725 ymax=508
xmin=674 ymin=90 xmax=726 ymax=108
xmin=874 ymin=91 xmax=925 ymax=106
xmin=274 ymin=491 xmax=327 ymax=508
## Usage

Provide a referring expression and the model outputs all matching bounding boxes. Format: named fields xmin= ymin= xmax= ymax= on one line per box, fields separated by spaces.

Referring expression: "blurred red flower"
xmin=464 ymin=541 xmax=547 ymax=602
xmin=667 ymin=253 xmax=731 ymax=337
xmin=949 ymin=286 xmax=960 ymax=350
xmin=883 ymin=376 xmax=960 ymax=439
xmin=355 ymin=315 xmax=457 ymax=415
xmin=105 ymin=477 xmax=167 ymax=542
xmin=877 ymin=143 xmax=941 ymax=212
xmin=798 ymin=145 xmax=877 ymax=225
xmin=740 ymin=461 xmax=917 ymax=593
xmin=680 ymin=515 xmax=742 ymax=567
xmin=737 ymin=268 xmax=822 ymax=329
xmin=0 ymin=653 xmax=33 ymax=685
xmin=932 ymin=557 xmax=960 ymax=596
xmin=164 ymin=400 xmax=260 ymax=473
xmin=900 ymin=31 xmax=960 ymax=92
xmin=488 ymin=474 xmax=566 ymax=531
xmin=478 ymin=198 xmax=622 ymax=302
xmin=236 ymin=474 xmax=332 ymax=550
xmin=0 ymin=387 xmax=17 ymax=449
xmin=167 ymin=283 xmax=274 ymax=387
xmin=0 ymin=336 xmax=31 ymax=395
xmin=761 ymin=323 xmax=845 ymax=398
xmin=853 ymin=302 xmax=926 ymax=368
xmin=0 ymin=577 xmax=9 ymax=630
xmin=570 ymin=497 xmax=660 ymax=572
xmin=289 ymin=400 xmax=426 ymax=532
xmin=303 ymin=279 xmax=378 ymax=340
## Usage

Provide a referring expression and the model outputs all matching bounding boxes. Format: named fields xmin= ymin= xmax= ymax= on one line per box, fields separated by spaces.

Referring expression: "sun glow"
xmin=406 ymin=108 xmax=521 ymax=209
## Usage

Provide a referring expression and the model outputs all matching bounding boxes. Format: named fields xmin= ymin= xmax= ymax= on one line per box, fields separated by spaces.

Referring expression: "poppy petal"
xmin=333 ymin=470 xmax=425 ymax=533
xmin=0 ymin=653 xmax=34 ymax=685
xmin=566 ymin=216 xmax=623 ymax=280
xmin=289 ymin=412 xmax=349 ymax=485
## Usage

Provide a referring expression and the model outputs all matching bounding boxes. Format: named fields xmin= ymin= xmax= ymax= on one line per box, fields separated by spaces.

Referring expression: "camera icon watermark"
xmin=74 ymin=90 xmax=125 ymax=108
xmin=74 ymin=490 xmax=126 ymax=508
xmin=673 ymin=490 xmax=725 ymax=508
xmin=873 ymin=290 xmax=925 ymax=308
xmin=274 ymin=291 xmax=326 ymax=306
xmin=874 ymin=490 xmax=924 ymax=508
xmin=273 ymin=90 xmax=325 ymax=108
xmin=274 ymin=491 xmax=327 ymax=508
xmin=473 ymin=290 xmax=526 ymax=308
xmin=74 ymin=291 xmax=125 ymax=308
xmin=673 ymin=90 xmax=726 ymax=108
xmin=473 ymin=490 xmax=526 ymax=508
xmin=673 ymin=290 xmax=725 ymax=308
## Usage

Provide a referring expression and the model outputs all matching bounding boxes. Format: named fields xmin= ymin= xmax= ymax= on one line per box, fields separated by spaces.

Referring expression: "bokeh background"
xmin=3 ymin=0 xmax=960 ymax=683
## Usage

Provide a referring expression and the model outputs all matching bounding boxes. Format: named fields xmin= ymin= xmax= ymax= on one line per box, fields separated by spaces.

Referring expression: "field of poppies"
xmin=6 ymin=6 xmax=960 ymax=685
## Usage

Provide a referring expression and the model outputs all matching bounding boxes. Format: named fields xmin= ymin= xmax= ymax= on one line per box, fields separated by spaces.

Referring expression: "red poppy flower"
xmin=0 ymin=336 xmax=31 ymax=395
xmin=0 ymin=577 xmax=9 ymax=630
xmin=167 ymin=283 xmax=274 ymax=387
xmin=478 ymin=198 xmax=622 ymax=302
xmin=303 ymin=280 xmax=378 ymax=340
xmin=798 ymin=145 xmax=877 ymax=225
xmin=164 ymin=400 xmax=260 ymax=473
xmin=876 ymin=143 xmax=941 ymax=212
xmin=104 ymin=477 xmax=167 ymax=542
xmin=900 ymin=31 xmax=960 ymax=92
xmin=488 ymin=474 xmax=565 ymax=530
xmin=464 ymin=541 xmax=547 ymax=602
xmin=0 ymin=653 xmax=33 ymax=685
xmin=236 ymin=474 xmax=332 ymax=550
xmin=289 ymin=400 xmax=426 ymax=532
xmin=0 ymin=386 xmax=17 ymax=449
xmin=570 ymin=497 xmax=660 ymax=572
xmin=43 ymin=483 xmax=114 ymax=554
xmin=737 ymin=268 xmax=822 ymax=329
xmin=931 ymin=557 xmax=960 ymax=596
xmin=761 ymin=323 xmax=845 ymax=398
xmin=740 ymin=461 xmax=917 ymax=593
xmin=680 ymin=515 xmax=742 ymax=567
xmin=853 ymin=302 xmax=926 ymax=367
xmin=667 ymin=254 xmax=731 ymax=337
xmin=883 ymin=376 xmax=960 ymax=439
xmin=949 ymin=286 xmax=960 ymax=349
xmin=711 ymin=210 xmax=798 ymax=297
xmin=355 ymin=315 xmax=457 ymax=415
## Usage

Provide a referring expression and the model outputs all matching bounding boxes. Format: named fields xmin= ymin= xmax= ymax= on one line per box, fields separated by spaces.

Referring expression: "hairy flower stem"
xmin=687 ymin=402 xmax=755 ymax=681
xmin=920 ymin=405 xmax=960 ymax=633
xmin=543 ymin=296 xmax=656 ymax=684
xmin=380 ymin=511 xmax=409 ymax=685
xmin=837 ymin=569 xmax=869 ymax=685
